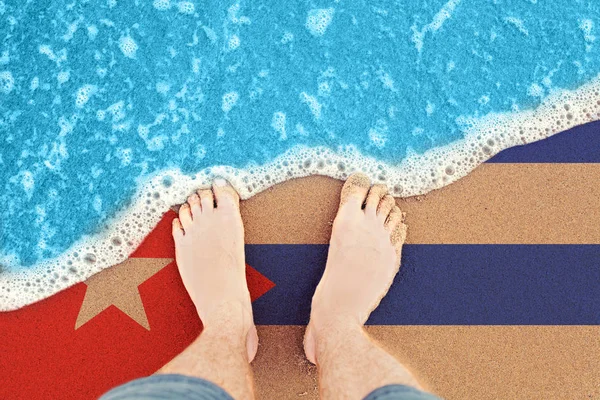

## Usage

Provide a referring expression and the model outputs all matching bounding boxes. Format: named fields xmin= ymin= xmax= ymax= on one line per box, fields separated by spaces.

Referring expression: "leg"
xmin=157 ymin=179 xmax=258 ymax=400
xmin=304 ymin=174 xmax=434 ymax=400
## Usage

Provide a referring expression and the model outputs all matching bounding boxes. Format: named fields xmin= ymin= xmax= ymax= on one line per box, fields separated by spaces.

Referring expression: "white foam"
xmin=192 ymin=57 xmax=202 ymax=73
xmin=306 ymin=8 xmax=335 ymax=37
xmin=87 ymin=25 xmax=98 ymax=40
xmin=271 ymin=111 xmax=287 ymax=140
xmin=107 ymin=100 xmax=126 ymax=121
xmin=299 ymin=92 xmax=322 ymax=119
xmin=62 ymin=18 xmax=82 ymax=42
xmin=177 ymin=1 xmax=194 ymax=15
xmin=580 ymin=18 xmax=595 ymax=51
xmin=318 ymin=82 xmax=331 ymax=97
xmin=153 ymin=0 xmax=171 ymax=11
xmin=93 ymin=195 xmax=103 ymax=213
xmin=119 ymin=36 xmax=138 ymax=58
xmin=412 ymin=0 xmax=461 ymax=52
xmin=426 ymin=101 xmax=435 ymax=116
xmin=228 ymin=35 xmax=240 ymax=51
xmin=222 ymin=91 xmax=239 ymax=112
xmin=281 ymin=32 xmax=294 ymax=44
xmin=0 ymin=70 xmax=14 ymax=94
xmin=75 ymin=84 xmax=98 ymax=108
xmin=2 ymin=75 xmax=600 ymax=311
xmin=528 ymin=83 xmax=544 ymax=97
xmin=30 ymin=76 xmax=39 ymax=91
xmin=377 ymin=70 xmax=397 ymax=91
xmin=57 ymin=71 xmax=70 ymax=85
xmin=21 ymin=171 xmax=35 ymax=198
xmin=504 ymin=17 xmax=529 ymax=36
xmin=0 ymin=50 xmax=9 ymax=65
xmin=156 ymin=81 xmax=170 ymax=94
xmin=369 ymin=119 xmax=389 ymax=148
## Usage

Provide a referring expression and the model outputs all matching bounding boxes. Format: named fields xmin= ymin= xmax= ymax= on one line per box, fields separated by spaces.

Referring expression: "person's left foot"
xmin=172 ymin=179 xmax=258 ymax=362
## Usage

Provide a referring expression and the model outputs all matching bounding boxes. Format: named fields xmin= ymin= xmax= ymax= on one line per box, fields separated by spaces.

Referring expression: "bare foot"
xmin=304 ymin=173 xmax=407 ymax=364
xmin=172 ymin=179 xmax=258 ymax=362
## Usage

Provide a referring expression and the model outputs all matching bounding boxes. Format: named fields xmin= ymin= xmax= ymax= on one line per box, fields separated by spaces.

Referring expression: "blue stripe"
xmin=246 ymin=244 xmax=600 ymax=325
xmin=487 ymin=120 xmax=600 ymax=163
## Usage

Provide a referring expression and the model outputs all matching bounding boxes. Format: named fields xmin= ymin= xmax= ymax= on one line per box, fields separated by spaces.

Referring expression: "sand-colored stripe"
xmin=252 ymin=325 xmax=600 ymax=400
xmin=241 ymin=164 xmax=600 ymax=244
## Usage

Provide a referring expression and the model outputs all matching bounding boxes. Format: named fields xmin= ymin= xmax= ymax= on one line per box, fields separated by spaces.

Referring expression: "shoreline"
xmin=1 ymin=75 xmax=600 ymax=311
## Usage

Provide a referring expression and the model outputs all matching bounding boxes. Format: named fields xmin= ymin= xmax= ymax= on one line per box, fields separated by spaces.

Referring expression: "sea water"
xmin=1 ymin=0 xmax=599 ymax=310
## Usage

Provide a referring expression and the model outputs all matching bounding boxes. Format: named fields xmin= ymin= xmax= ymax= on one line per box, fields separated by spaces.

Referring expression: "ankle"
xmin=310 ymin=314 xmax=363 ymax=343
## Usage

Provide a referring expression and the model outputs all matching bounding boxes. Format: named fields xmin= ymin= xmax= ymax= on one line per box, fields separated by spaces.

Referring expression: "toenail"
xmin=214 ymin=178 xmax=227 ymax=187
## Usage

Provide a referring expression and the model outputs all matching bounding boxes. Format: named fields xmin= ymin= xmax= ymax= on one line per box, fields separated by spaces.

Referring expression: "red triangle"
xmin=0 ymin=210 xmax=276 ymax=400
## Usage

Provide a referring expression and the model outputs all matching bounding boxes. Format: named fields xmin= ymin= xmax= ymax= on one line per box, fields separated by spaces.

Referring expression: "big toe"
xmin=212 ymin=178 xmax=240 ymax=210
xmin=340 ymin=173 xmax=371 ymax=209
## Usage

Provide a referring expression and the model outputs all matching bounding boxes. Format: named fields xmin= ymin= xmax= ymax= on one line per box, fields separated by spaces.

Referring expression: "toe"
xmin=384 ymin=206 xmax=402 ymax=232
xmin=198 ymin=189 xmax=214 ymax=212
xmin=391 ymin=222 xmax=408 ymax=256
xmin=187 ymin=193 xmax=201 ymax=216
xmin=212 ymin=178 xmax=240 ymax=210
xmin=377 ymin=195 xmax=396 ymax=222
xmin=179 ymin=203 xmax=193 ymax=229
xmin=340 ymin=173 xmax=371 ymax=209
xmin=365 ymin=184 xmax=388 ymax=216
xmin=172 ymin=217 xmax=184 ymax=239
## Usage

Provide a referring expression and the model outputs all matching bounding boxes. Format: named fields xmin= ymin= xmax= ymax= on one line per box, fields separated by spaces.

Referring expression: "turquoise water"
xmin=0 ymin=0 xmax=599 ymax=270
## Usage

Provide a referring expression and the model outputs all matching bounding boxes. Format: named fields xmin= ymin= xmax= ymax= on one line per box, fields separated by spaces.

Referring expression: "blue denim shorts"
xmin=100 ymin=374 xmax=442 ymax=400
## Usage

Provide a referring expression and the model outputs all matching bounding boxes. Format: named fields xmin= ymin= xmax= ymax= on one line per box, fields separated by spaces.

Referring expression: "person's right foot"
xmin=304 ymin=173 xmax=407 ymax=364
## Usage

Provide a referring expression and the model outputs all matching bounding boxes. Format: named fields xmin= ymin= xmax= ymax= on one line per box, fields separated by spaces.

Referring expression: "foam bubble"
xmin=299 ymin=92 xmax=322 ymax=119
xmin=528 ymin=83 xmax=544 ymax=97
xmin=271 ymin=111 xmax=287 ymax=140
xmin=504 ymin=17 xmax=529 ymax=36
xmin=412 ymin=0 xmax=461 ymax=52
xmin=306 ymin=8 xmax=334 ymax=37
xmin=580 ymin=19 xmax=595 ymax=40
xmin=153 ymin=0 xmax=171 ymax=11
xmin=228 ymin=35 xmax=240 ymax=50
xmin=580 ymin=19 xmax=595 ymax=51
xmin=119 ymin=36 xmax=138 ymax=58
xmin=0 ymin=70 xmax=14 ymax=94
xmin=195 ymin=144 xmax=207 ymax=158
xmin=87 ymin=25 xmax=98 ymax=40
xmin=177 ymin=1 xmax=194 ymax=14
xmin=426 ymin=102 xmax=435 ymax=115
xmin=318 ymin=82 xmax=331 ymax=97
xmin=192 ymin=57 xmax=202 ymax=73
xmin=30 ymin=77 xmax=39 ymax=91
xmin=21 ymin=171 xmax=35 ymax=197
xmin=0 ymin=50 xmax=9 ymax=65
xmin=107 ymin=100 xmax=126 ymax=121
xmin=222 ymin=91 xmax=239 ymax=112
xmin=368 ymin=119 xmax=389 ymax=148
xmin=377 ymin=70 xmax=397 ymax=91
xmin=92 ymin=195 xmax=103 ymax=213
xmin=281 ymin=32 xmax=294 ymax=44
xmin=57 ymin=71 xmax=70 ymax=85
xmin=156 ymin=81 xmax=170 ymax=94
xmin=75 ymin=84 xmax=98 ymax=108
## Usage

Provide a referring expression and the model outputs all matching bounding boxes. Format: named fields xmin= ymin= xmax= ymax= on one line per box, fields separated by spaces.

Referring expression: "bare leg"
xmin=158 ymin=179 xmax=258 ymax=400
xmin=304 ymin=173 xmax=427 ymax=400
